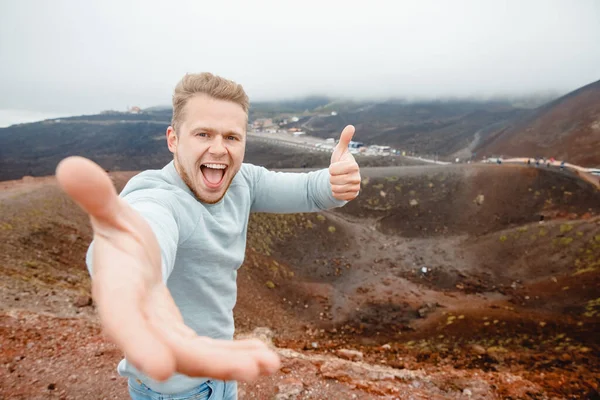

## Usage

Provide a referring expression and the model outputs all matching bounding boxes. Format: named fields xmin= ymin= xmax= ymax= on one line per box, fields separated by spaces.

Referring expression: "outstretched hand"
xmin=55 ymin=156 xmax=280 ymax=382
xmin=329 ymin=125 xmax=361 ymax=201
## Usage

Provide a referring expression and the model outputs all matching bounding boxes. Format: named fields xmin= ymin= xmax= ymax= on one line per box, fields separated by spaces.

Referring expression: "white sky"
xmin=1 ymin=0 xmax=599 ymax=116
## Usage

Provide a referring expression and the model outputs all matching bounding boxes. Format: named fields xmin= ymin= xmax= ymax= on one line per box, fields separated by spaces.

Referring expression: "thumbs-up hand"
xmin=329 ymin=125 xmax=361 ymax=201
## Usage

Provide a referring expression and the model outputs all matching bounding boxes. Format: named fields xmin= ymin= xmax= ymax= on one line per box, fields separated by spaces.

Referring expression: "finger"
xmin=148 ymin=287 xmax=271 ymax=348
xmin=330 ymin=172 xmax=361 ymax=186
xmin=330 ymin=125 xmax=355 ymax=163
xmin=336 ymin=125 xmax=355 ymax=152
xmin=55 ymin=156 xmax=120 ymax=223
xmin=209 ymin=338 xmax=272 ymax=352
xmin=333 ymin=191 xmax=360 ymax=201
xmin=329 ymin=160 xmax=360 ymax=176
xmin=93 ymin=256 xmax=175 ymax=381
xmin=156 ymin=316 xmax=274 ymax=352
xmin=147 ymin=289 xmax=280 ymax=380
xmin=195 ymin=337 xmax=281 ymax=376
xmin=166 ymin=335 xmax=281 ymax=381
xmin=332 ymin=183 xmax=361 ymax=194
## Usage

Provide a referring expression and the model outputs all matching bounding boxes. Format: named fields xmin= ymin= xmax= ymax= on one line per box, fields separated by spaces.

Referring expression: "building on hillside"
xmin=348 ymin=141 xmax=365 ymax=154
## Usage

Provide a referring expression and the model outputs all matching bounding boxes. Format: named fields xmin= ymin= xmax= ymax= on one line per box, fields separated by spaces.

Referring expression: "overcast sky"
xmin=1 ymin=0 xmax=599 ymax=118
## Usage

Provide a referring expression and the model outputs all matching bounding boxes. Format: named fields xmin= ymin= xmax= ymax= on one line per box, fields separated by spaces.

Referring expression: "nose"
xmin=208 ymin=135 xmax=227 ymax=157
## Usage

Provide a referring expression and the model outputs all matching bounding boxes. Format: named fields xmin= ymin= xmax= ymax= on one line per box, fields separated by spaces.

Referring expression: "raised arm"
xmin=56 ymin=156 xmax=280 ymax=382
xmin=251 ymin=125 xmax=361 ymax=213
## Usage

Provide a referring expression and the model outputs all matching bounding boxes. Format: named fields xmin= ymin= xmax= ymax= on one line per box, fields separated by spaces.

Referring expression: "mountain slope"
xmin=289 ymin=100 xmax=525 ymax=158
xmin=477 ymin=79 xmax=600 ymax=166
xmin=0 ymin=114 xmax=415 ymax=181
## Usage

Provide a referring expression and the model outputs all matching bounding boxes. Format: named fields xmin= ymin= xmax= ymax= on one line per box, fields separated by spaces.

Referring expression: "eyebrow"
xmin=189 ymin=126 xmax=245 ymax=137
xmin=189 ymin=126 xmax=214 ymax=135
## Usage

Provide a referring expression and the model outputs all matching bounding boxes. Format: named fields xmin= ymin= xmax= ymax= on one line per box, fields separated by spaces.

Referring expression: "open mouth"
xmin=200 ymin=163 xmax=227 ymax=188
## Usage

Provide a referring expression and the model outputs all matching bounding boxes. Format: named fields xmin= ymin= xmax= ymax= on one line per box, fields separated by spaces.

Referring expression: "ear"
xmin=166 ymin=126 xmax=177 ymax=154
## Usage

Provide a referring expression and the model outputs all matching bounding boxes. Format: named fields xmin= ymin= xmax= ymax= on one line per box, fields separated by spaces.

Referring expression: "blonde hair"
xmin=171 ymin=72 xmax=249 ymax=133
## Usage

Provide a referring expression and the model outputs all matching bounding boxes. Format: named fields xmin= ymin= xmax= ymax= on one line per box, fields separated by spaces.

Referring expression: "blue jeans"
xmin=128 ymin=378 xmax=237 ymax=400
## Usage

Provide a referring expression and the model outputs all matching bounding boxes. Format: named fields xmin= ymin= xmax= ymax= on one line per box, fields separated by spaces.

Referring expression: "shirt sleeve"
xmin=249 ymin=165 xmax=348 ymax=213
xmin=85 ymin=198 xmax=179 ymax=284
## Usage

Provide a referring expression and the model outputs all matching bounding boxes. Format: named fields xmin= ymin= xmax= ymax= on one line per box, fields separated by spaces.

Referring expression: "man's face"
xmin=167 ymin=94 xmax=247 ymax=204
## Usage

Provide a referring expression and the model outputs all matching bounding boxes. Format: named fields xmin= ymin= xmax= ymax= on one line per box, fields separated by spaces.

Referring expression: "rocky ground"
xmin=1 ymin=165 xmax=599 ymax=399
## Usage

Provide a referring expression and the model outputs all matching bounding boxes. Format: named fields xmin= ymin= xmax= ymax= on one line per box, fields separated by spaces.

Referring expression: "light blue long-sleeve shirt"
xmin=85 ymin=160 xmax=346 ymax=394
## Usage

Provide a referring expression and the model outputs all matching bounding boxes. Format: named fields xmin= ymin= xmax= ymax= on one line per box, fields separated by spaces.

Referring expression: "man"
xmin=55 ymin=72 xmax=361 ymax=400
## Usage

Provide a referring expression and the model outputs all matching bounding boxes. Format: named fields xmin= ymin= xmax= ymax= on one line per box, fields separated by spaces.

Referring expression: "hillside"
xmin=7 ymin=81 xmax=599 ymax=179
xmin=294 ymin=101 xmax=525 ymax=158
xmin=1 ymin=164 xmax=598 ymax=399
xmin=0 ymin=117 xmax=420 ymax=182
xmin=477 ymin=79 xmax=600 ymax=167
xmin=0 ymin=98 xmax=528 ymax=182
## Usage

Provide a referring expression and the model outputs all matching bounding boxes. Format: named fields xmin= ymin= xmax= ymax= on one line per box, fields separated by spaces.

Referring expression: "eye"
xmin=196 ymin=132 xmax=207 ymax=137
xmin=227 ymin=135 xmax=237 ymax=141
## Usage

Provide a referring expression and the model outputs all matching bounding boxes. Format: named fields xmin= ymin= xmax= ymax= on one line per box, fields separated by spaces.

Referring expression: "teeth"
xmin=203 ymin=163 xmax=227 ymax=169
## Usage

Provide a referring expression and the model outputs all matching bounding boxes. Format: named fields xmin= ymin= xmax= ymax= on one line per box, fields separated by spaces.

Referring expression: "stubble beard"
xmin=174 ymin=153 xmax=233 ymax=204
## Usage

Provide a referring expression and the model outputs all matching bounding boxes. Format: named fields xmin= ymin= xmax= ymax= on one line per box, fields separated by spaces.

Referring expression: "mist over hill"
xmin=2 ymin=79 xmax=599 ymax=183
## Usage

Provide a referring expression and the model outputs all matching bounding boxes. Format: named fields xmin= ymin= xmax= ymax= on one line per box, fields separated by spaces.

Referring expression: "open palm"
xmin=56 ymin=156 xmax=280 ymax=382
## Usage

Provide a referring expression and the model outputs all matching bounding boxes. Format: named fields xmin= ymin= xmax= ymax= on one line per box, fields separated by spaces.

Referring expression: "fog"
xmin=1 ymin=0 xmax=599 ymax=117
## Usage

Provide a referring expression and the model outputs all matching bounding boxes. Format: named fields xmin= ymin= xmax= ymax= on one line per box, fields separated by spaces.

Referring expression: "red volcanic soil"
xmin=1 ymin=165 xmax=599 ymax=399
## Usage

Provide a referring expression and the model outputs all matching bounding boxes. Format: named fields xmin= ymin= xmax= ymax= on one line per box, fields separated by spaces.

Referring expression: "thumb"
xmin=332 ymin=125 xmax=355 ymax=163
xmin=55 ymin=156 xmax=120 ymax=223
